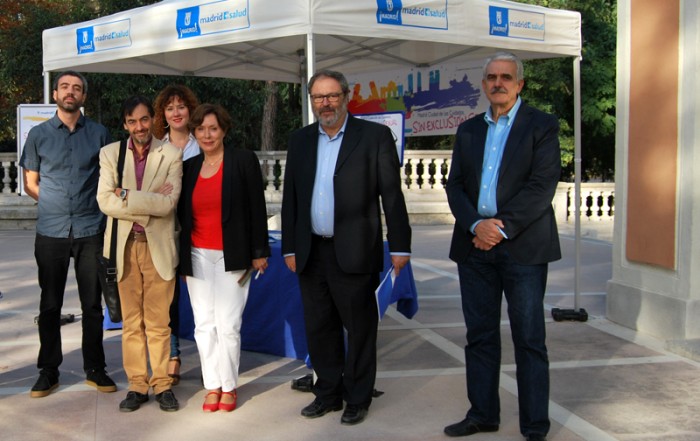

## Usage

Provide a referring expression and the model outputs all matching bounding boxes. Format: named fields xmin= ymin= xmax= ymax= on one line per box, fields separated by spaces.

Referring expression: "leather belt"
xmin=127 ymin=231 xmax=148 ymax=242
xmin=312 ymin=234 xmax=334 ymax=242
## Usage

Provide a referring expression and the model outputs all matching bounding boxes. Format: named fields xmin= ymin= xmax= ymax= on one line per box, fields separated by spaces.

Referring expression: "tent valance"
xmin=42 ymin=0 xmax=581 ymax=83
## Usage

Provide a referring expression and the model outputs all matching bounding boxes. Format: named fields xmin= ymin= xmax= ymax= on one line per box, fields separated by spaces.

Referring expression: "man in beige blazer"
xmin=97 ymin=96 xmax=182 ymax=413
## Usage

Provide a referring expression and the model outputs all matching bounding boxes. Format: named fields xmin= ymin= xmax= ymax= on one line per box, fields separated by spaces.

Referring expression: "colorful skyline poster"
xmin=347 ymin=63 xmax=488 ymax=137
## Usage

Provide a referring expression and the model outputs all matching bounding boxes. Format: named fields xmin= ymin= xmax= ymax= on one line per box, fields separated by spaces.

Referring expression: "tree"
xmin=261 ymin=81 xmax=279 ymax=152
xmin=520 ymin=0 xmax=617 ymax=180
xmin=0 ymin=1 xmax=71 ymax=151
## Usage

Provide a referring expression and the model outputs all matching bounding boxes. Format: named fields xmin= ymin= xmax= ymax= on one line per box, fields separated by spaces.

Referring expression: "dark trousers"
xmin=298 ymin=237 xmax=379 ymax=408
xmin=457 ymin=245 xmax=550 ymax=437
xmin=169 ymin=275 xmax=181 ymax=357
xmin=35 ymin=233 xmax=106 ymax=377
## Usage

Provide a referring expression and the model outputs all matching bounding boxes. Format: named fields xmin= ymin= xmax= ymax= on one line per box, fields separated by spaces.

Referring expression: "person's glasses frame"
xmin=310 ymin=92 xmax=344 ymax=104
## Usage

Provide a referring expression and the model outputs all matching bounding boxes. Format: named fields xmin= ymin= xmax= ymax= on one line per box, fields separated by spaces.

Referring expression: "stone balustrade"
xmin=0 ymin=152 xmax=17 ymax=195
xmin=0 ymin=150 xmax=614 ymax=227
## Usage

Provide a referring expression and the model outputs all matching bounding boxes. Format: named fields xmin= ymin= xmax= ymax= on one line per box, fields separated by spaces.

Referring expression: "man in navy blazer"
xmin=282 ymin=70 xmax=411 ymax=426
xmin=444 ymin=53 xmax=561 ymax=441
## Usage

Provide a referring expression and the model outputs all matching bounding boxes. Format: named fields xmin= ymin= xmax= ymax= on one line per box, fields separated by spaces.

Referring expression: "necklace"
xmin=204 ymin=156 xmax=223 ymax=166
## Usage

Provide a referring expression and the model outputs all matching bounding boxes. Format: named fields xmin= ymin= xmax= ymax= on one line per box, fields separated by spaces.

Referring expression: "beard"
xmin=315 ymin=105 xmax=346 ymax=128
xmin=56 ymin=95 xmax=84 ymax=113
xmin=130 ymin=131 xmax=152 ymax=147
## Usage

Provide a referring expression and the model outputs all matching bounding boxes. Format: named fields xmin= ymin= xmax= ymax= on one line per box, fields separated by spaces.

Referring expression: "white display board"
xmin=16 ymin=104 xmax=56 ymax=195
xmin=355 ymin=112 xmax=405 ymax=165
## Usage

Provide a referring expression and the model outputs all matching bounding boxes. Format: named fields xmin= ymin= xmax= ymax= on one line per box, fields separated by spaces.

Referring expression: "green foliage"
xmin=83 ymin=74 xmax=302 ymax=151
xmin=0 ymin=1 xmax=62 ymax=149
xmin=519 ymin=0 xmax=617 ymax=180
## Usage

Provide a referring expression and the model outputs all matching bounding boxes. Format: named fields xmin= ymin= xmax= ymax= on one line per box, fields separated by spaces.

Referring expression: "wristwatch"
xmin=119 ymin=189 xmax=128 ymax=200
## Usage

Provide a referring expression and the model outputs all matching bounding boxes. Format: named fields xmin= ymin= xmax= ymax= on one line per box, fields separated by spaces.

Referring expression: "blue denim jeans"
xmin=457 ymin=245 xmax=550 ymax=437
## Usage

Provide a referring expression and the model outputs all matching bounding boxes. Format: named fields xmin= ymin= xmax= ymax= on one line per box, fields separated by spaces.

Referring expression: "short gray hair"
xmin=483 ymin=52 xmax=524 ymax=82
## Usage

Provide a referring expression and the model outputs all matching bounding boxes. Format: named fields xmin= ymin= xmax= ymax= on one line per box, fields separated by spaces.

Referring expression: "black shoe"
xmin=340 ymin=404 xmax=368 ymax=425
xmin=291 ymin=373 xmax=314 ymax=392
xmin=155 ymin=389 xmax=179 ymax=412
xmin=85 ymin=369 xmax=117 ymax=393
xmin=444 ymin=418 xmax=499 ymax=437
xmin=119 ymin=391 xmax=149 ymax=412
xmin=301 ymin=398 xmax=343 ymax=418
xmin=30 ymin=373 xmax=59 ymax=398
xmin=526 ymin=435 xmax=547 ymax=441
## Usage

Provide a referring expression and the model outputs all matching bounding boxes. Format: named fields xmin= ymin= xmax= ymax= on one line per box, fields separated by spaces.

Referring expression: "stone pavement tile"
xmin=549 ymin=361 xmax=700 ymax=440
xmin=405 ymin=296 xmax=464 ymax=325
xmin=377 ymin=329 xmax=464 ymax=371
xmin=545 ymin=320 xmax=662 ymax=362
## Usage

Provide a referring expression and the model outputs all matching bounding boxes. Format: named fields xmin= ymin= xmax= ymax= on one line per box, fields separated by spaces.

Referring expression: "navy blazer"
xmin=178 ymin=146 xmax=270 ymax=275
xmin=281 ymin=114 xmax=411 ymax=274
xmin=446 ymin=103 xmax=562 ymax=265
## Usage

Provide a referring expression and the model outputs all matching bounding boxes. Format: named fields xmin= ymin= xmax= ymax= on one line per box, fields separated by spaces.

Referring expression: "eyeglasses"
xmin=310 ymin=93 xmax=344 ymax=104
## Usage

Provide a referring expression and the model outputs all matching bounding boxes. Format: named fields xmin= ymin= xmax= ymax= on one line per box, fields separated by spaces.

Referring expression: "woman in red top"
xmin=177 ymin=104 xmax=270 ymax=412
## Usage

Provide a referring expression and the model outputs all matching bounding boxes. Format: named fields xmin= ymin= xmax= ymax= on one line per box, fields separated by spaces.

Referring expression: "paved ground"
xmin=2 ymin=222 xmax=700 ymax=441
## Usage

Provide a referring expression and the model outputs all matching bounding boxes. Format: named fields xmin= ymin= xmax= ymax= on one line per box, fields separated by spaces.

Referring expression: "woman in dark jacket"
xmin=178 ymin=104 xmax=270 ymax=412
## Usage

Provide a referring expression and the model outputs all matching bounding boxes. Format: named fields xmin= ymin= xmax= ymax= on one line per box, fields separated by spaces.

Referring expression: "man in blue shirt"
xmin=20 ymin=71 xmax=116 ymax=398
xmin=445 ymin=53 xmax=562 ymax=441
xmin=282 ymin=70 xmax=411 ymax=426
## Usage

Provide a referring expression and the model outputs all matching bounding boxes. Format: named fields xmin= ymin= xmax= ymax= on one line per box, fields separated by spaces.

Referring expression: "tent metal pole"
xmin=573 ymin=55 xmax=582 ymax=311
xmin=44 ymin=72 xmax=50 ymax=104
xmin=552 ymin=56 xmax=587 ymax=322
xmin=304 ymin=33 xmax=316 ymax=126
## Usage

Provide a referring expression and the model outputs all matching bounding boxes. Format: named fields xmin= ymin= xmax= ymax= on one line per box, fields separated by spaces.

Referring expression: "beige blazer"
xmin=97 ymin=137 xmax=183 ymax=281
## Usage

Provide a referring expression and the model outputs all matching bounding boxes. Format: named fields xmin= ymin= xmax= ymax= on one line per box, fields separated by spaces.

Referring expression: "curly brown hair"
xmin=152 ymin=84 xmax=200 ymax=139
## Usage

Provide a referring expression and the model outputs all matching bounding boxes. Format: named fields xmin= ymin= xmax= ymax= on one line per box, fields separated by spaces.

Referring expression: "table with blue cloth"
xmin=104 ymin=234 xmax=418 ymax=362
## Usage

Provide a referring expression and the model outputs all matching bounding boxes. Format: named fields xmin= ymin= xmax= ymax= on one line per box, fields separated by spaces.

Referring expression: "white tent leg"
xmin=44 ymin=72 xmax=50 ymax=104
xmin=304 ymin=33 xmax=316 ymax=126
xmin=573 ymin=55 xmax=582 ymax=311
xmin=552 ymin=56 xmax=587 ymax=322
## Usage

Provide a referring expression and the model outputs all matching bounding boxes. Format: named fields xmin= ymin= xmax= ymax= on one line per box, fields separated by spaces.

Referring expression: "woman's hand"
xmin=252 ymin=257 xmax=268 ymax=274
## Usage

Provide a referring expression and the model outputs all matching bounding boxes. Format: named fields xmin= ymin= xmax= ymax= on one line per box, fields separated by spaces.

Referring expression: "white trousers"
xmin=187 ymin=247 xmax=249 ymax=392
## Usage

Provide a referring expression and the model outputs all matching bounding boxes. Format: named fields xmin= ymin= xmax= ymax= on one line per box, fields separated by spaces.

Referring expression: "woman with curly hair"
xmin=153 ymin=84 xmax=200 ymax=385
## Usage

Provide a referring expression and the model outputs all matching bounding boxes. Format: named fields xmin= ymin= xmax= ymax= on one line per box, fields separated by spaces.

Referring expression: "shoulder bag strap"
xmin=108 ymin=139 xmax=128 ymax=265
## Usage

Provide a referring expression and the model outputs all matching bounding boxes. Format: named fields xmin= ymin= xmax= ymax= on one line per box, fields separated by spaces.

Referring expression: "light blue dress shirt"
xmin=286 ymin=117 xmax=409 ymax=259
xmin=471 ymin=96 xmax=522 ymax=235
xmin=310 ymin=118 xmax=348 ymax=236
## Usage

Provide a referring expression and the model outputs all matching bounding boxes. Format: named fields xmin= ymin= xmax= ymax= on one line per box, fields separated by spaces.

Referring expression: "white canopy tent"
xmin=42 ymin=0 xmax=581 ymax=122
xmin=41 ymin=0 xmax=586 ymax=314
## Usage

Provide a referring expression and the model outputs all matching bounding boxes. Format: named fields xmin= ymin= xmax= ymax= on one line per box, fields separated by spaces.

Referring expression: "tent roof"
xmin=42 ymin=0 xmax=581 ymax=83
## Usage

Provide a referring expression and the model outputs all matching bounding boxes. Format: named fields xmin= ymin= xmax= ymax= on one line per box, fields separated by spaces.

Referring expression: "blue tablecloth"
xmin=104 ymin=237 xmax=418 ymax=362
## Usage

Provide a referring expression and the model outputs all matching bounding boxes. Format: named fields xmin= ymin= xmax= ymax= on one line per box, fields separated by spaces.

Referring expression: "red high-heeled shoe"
xmin=218 ymin=390 xmax=237 ymax=412
xmin=202 ymin=390 xmax=221 ymax=412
